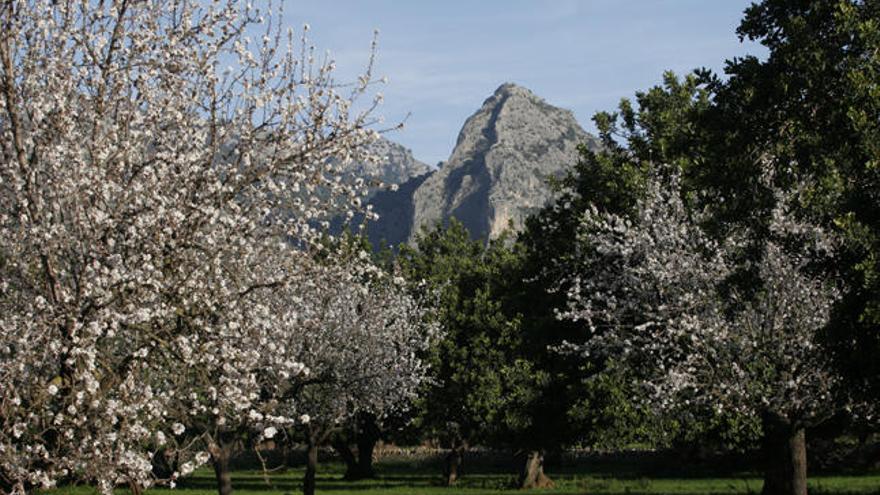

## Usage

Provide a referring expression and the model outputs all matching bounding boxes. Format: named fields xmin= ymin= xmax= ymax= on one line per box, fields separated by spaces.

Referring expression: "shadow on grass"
xmin=169 ymin=464 xmax=880 ymax=495
xmin=41 ymin=449 xmax=880 ymax=495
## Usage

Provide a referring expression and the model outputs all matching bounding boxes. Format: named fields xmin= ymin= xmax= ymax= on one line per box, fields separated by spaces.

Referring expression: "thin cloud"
xmin=284 ymin=1 xmax=764 ymax=164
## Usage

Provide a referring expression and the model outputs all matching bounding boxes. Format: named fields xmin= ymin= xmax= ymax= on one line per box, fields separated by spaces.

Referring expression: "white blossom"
xmin=259 ymin=252 xmax=438 ymax=442
xmin=0 ymin=1 xmax=390 ymax=492
xmin=558 ymin=166 xmax=842 ymax=430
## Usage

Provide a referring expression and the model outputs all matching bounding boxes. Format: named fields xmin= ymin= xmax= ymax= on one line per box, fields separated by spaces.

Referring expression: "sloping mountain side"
xmin=363 ymin=172 xmax=433 ymax=249
xmin=348 ymin=137 xmax=431 ymax=199
xmin=364 ymin=82 xmax=600 ymax=249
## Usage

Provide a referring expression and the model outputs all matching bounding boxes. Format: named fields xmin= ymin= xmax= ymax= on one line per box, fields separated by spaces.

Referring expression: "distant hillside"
xmin=348 ymin=138 xmax=430 ymax=199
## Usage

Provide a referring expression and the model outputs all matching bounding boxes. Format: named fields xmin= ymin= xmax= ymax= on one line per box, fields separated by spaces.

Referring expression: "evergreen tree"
xmin=398 ymin=220 xmax=519 ymax=485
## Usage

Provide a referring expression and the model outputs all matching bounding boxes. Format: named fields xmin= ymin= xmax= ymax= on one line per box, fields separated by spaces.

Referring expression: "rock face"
xmin=371 ymin=83 xmax=599 ymax=250
xmin=363 ymin=171 xmax=433 ymax=249
xmin=351 ymin=138 xmax=430 ymax=198
xmin=364 ymin=83 xmax=600 ymax=249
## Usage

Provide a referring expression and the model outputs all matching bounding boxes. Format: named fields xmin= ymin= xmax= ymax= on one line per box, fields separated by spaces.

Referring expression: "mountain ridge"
xmin=363 ymin=82 xmax=599 ymax=249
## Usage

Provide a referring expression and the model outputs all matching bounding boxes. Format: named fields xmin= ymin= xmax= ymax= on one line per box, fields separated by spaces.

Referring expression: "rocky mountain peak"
xmin=407 ymin=82 xmax=599 ymax=242
xmin=361 ymin=83 xmax=600 ymax=250
xmin=492 ymin=81 xmax=533 ymax=98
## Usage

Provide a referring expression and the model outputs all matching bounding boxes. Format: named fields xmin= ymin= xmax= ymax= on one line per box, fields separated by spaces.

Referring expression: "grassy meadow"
xmin=43 ymin=450 xmax=880 ymax=495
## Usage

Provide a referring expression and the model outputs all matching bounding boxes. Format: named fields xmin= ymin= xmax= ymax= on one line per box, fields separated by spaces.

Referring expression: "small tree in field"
xmin=271 ymin=250 xmax=437 ymax=495
xmin=559 ymin=167 xmax=842 ymax=495
xmin=0 ymin=1 xmax=386 ymax=493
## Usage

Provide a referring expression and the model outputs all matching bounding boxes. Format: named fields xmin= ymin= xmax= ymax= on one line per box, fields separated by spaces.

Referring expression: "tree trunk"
xmin=152 ymin=448 xmax=178 ymax=480
xmin=761 ymin=418 xmax=807 ymax=495
xmin=519 ymin=450 xmax=554 ymax=489
xmin=444 ymin=445 xmax=464 ymax=486
xmin=331 ymin=415 xmax=380 ymax=481
xmin=211 ymin=444 xmax=234 ymax=495
xmin=355 ymin=416 xmax=380 ymax=480
xmin=303 ymin=435 xmax=319 ymax=495
xmin=331 ymin=437 xmax=359 ymax=480
xmin=355 ymin=436 xmax=377 ymax=479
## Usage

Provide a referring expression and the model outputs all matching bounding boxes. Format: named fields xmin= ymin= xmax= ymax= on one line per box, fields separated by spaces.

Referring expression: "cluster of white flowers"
xmin=558 ymin=166 xmax=841 ymax=428
xmin=267 ymin=254 xmax=439 ymax=442
xmin=0 ymin=2 xmax=431 ymax=494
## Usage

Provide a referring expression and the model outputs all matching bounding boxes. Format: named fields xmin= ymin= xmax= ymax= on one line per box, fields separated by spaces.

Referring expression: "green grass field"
xmin=44 ymin=454 xmax=880 ymax=495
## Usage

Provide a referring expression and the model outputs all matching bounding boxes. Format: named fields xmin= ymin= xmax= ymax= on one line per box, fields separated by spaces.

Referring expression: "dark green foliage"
xmin=513 ymin=72 xmax=739 ymax=452
xmin=393 ymin=74 xmax=725 ymax=456
xmin=692 ymin=0 xmax=880 ymax=409
xmin=546 ymin=0 xmax=880 ymax=446
xmin=397 ymin=220 xmax=523 ymax=448
xmin=397 ymin=218 xmax=628 ymax=456
xmin=523 ymin=71 xmax=714 ymax=295
xmin=390 ymin=0 xmax=880 ymax=468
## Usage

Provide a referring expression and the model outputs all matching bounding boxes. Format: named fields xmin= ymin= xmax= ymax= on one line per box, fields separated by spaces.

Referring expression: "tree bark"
xmin=330 ymin=414 xmax=380 ymax=481
xmin=444 ymin=445 xmax=464 ymax=486
xmin=354 ymin=436 xmax=377 ymax=479
xmin=151 ymin=448 xmax=178 ymax=480
xmin=761 ymin=417 xmax=807 ymax=495
xmin=331 ymin=437 xmax=359 ymax=480
xmin=518 ymin=450 xmax=554 ymax=489
xmin=211 ymin=443 xmax=234 ymax=495
xmin=355 ymin=415 xmax=380 ymax=480
xmin=303 ymin=435 xmax=319 ymax=495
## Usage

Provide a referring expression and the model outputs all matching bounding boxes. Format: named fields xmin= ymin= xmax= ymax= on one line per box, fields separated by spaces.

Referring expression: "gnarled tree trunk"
xmin=331 ymin=414 xmax=380 ymax=481
xmin=210 ymin=443 xmax=234 ymax=495
xmin=518 ymin=450 xmax=554 ymax=489
xmin=355 ymin=414 xmax=380 ymax=479
xmin=331 ymin=437 xmax=359 ymax=480
xmin=444 ymin=445 xmax=464 ymax=486
xmin=354 ymin=437 xmax=378 ymax=479
xmin=761 ymin=416 xmax=807 ymax=495
xmin=151 ymin=448 xmax=177 ymax=480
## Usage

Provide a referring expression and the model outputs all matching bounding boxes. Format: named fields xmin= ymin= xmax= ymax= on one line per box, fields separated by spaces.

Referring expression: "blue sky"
xmin=284 ymin=1 xmax=766 ymax=166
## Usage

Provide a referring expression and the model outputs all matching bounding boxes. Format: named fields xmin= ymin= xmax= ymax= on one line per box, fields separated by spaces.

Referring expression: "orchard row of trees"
xmin=0 ymin=2 xmax=437 ymax=495
xmin=384 ymin=2 xmax=880 ymax=495
xmin=1 ymin=2 xmax=879 ymax=495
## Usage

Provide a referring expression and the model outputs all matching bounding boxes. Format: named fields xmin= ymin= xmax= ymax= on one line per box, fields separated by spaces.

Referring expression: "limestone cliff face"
xmin=363 ymin=171 xmax=432 ymax=249
xmin=363 ymin=83 xmax=600 ymax=249
xmin=407 ymin=83 xmax=598 ymax=242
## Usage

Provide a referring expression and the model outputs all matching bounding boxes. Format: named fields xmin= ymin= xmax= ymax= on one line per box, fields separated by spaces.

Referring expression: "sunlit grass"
xmin=43 ymin=456 xmax=880 ymax=495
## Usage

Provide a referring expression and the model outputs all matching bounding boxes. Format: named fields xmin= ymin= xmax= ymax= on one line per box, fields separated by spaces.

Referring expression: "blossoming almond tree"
xmin=559 ymin=168 xmax=841 ymax=495
xmin=266 ymin=251 xmax=438 ymax=495
xmin=0 ymin=1 xmax=386 ymax=493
